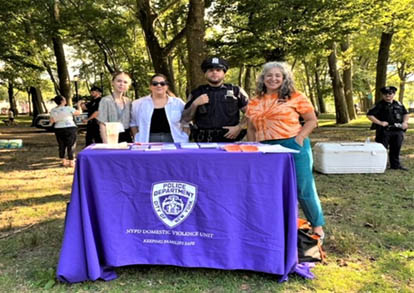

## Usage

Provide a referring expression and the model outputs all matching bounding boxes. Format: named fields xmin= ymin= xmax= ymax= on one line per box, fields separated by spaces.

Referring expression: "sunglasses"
xmin=151 ymin=81 xmax=168 ymax=87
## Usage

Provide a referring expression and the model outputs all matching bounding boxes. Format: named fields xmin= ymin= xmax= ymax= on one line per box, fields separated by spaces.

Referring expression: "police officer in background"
xmin=367 ymin=86 xmax=409 ymax=170
xmin=181 ymin=57 xmax=249 ymax=142
xmin=81 ymin=85 xmax=103 ymax=146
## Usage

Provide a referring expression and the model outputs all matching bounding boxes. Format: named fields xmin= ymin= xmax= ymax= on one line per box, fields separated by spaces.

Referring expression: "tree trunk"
xmin=50 ymin=0 xmax=72 ymax=105
xmin=43 ymin=60 xmax=60 ymax=95
xmin=314 ymin=59 xmax=326 ymax=113
xmin=175 ymin=45 xmax=188 ymax=98
xmin=27 ymin=88 xmax=32 ymax=116
xmin=136 ymin=0 xmax=187 ymax=94
xmin=244 ymin=65 xmax=252 ymax=97
xmin=397 ymin=61 xmax=406 ymax=104
xmin=340 ymin=39 xmax=356 ymax=119
xmin=399 ymin=81 xmax=406 ymax=104
xmin=303 ymin=61 xmax=318 ymax=111
xmin=238 ymin=65 xmax=244 ymax=86
xmin=186 ymin=0 xmax=206 ymax=91
xmin=374 ymin=32 xmax=393 ymax=103
xmin=361 ymin=79 xmax=373 ymax=112
xmin=328 ymin=43 xmax=349 ymax=124
xmin=30 ymin=87 xmax=47 ymax=126
xmin=8 ymin=81 xmax=18 ymax=116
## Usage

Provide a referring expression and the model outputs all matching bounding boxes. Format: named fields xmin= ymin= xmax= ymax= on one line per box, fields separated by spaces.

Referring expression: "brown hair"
xmin=151 ymin=73 xmax=176 ymax=97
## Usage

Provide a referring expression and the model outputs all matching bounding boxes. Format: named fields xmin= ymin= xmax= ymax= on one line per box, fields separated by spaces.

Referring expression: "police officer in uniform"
xmin=82 ymin=85 xmax=103 ymax=146
xmin=367 ymin=86 xmax=409 ymax=170
xmin=181 ymin=57 xmax=249 ymax=142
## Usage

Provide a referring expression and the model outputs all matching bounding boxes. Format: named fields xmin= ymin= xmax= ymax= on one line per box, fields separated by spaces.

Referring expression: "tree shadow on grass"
xmin=0 ymin=126 xmax=85 ymax=172
xmin=0 ymin=193 xmax=70 ymax=213
xmin=0 ymin=153 xmax=73 ymax=171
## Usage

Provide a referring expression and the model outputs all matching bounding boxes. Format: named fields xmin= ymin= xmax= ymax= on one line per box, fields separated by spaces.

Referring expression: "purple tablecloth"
xmin=57 ymin=148 xmax=299 ymax=283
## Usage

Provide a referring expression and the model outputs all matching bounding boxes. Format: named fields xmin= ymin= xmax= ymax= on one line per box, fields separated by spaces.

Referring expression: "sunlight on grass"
xmin=0 ymin=167 xmax=72 ymax=230
xmin=1 ymin=116 xmax=414 ymax=292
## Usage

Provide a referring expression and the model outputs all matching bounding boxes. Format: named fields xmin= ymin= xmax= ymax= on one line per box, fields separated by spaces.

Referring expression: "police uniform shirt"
xmin=367 ymin=100 xmax=408 ymax=126
xmin=85 ymin=97 xmax=102 ymax=119
xmin=185 ymin=84 xmax=248 ymax=129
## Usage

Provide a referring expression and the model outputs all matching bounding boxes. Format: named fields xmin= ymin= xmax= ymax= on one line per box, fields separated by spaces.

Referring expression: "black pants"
xmin=375 ymin=129 xmax=404 ymax=168
xmin=85 ymin=121 xmax=102 ymax=146
xmin=149 ymin=132 xmax=173 ymax=142
xmin=54 ymin=127 xmax=77 ymax=160
xmin=191 ymin=128 xmax=246 ymax=143
xmin=118 ymin=128 xmax=133 ymax=143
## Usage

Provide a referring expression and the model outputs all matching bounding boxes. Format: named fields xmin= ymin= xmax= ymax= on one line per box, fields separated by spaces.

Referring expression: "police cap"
xmin=90 ymin=85 xmax=103 ymax=93
xmin=380 ymin=86 xmax=397 ymax=94
xmin=201 ymin=57 xmax=229 ymax=73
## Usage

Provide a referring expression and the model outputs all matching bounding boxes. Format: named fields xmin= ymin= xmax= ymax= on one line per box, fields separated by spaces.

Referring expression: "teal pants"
xmin=263 ymin=137 xmax=325 ymax=227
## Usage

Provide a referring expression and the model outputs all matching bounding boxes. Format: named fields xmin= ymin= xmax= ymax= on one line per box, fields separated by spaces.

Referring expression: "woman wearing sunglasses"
xmin=130 ymin=74 xmax=189 ymax=143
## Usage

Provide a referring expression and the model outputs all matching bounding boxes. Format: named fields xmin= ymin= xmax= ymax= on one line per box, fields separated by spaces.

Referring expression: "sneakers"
xmin=61 ymin=159 xmax=75 ymax=167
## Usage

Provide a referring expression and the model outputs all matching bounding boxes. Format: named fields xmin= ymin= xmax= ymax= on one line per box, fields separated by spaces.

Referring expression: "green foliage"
xmin=208 ymin=0 xmax=366 ymax=64
xmin=1 ymin=0 xmax=414 ymax=108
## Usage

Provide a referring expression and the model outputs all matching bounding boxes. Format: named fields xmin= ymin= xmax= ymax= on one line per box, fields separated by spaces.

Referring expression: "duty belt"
xmin=191 ymin=128 xmax=247 ymax=143
xmin=384 ymin=123 xmax=405 ymax=131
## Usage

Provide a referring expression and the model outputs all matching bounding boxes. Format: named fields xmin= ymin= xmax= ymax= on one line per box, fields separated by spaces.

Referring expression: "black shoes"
xmin=390 ymin=166 xmax=409 ymax=171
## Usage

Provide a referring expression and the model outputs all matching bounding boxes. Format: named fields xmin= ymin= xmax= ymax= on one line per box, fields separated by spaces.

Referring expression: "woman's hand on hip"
xmin=295 ymin=135 xmax=305 ymax=147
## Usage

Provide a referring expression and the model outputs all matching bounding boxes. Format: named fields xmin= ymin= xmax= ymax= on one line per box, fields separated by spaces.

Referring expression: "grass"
xmin=1 ymin=114 xmax=414 ymax=292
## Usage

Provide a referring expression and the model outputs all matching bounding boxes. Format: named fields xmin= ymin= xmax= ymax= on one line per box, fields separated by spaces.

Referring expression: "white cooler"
xmin=313 ymin=142 xmax=387 ymax=174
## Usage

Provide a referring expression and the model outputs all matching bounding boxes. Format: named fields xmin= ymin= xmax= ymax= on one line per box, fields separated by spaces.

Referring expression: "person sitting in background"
xmin=81 ymin=85 xmax=103 ymax=146
xmin=49 ymin=95 xmax=81 ymax=167
xmin=130 ymin=74 xmax=189 ymax=143
xmin=246 ymin=61 xmax=325 ymax=240
xmin=2 ymin=108 xmax=16 ymax=126
xmin=97 ymin=71 xmax=133 ymax=143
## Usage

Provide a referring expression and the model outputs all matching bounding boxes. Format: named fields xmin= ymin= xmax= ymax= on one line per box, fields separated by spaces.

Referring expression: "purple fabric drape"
xmin=57 ymin=147 xmax=301 ymax=283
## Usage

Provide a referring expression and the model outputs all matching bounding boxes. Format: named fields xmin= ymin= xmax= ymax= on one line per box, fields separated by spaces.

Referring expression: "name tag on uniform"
xmin=225 ymin=90 xmax=237 ymax=100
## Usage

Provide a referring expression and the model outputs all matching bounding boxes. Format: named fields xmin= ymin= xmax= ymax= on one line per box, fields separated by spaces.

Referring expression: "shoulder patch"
xmin=238 ymin=87 xmax=249 ymax=99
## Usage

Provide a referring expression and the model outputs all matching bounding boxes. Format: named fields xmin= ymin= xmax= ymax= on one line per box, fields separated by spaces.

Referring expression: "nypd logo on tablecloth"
xmin=151 ymin=181 xmax=197 ymax=228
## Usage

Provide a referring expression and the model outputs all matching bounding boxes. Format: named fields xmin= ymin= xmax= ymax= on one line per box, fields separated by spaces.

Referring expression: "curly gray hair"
xmin=255 ymin=62 xmax=296 ymax=99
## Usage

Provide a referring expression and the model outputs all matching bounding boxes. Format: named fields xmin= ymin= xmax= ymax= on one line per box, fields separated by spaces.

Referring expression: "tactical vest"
xmin=190 ymin=84 xmax=243 ymax=129
xmin=369 ymin=100 xmax=406 ymax=130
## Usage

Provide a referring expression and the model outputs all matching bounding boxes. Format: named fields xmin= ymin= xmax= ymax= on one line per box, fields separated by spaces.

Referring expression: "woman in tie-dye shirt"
xmin=246 ymin=61 xmax=325 ymax=240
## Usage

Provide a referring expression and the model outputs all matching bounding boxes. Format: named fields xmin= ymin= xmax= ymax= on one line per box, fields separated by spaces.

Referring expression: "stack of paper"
xmin=198 ymin=143 xmax=219 ymax=149
xmin=145 ymin=145 xmax=163 ymax=151
xmin=257 ymin=144 xmax=299 ymax=153
xmin=162 ymin=144 xmax=177 ymax=150
xmin=130 ymin=144 xmax=149 ymax=151
xmin=91 ymin=142 xmax=129 ymax=150
xmin=222 ymin=144 xmax=260 ymax=152
xmin=180 ymin=142 xmax=199 ymax=149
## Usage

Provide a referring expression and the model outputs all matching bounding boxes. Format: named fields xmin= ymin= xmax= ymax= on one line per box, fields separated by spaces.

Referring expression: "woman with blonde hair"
xmin=246 ymin=61 xmax=325 ymax=239
xmin=97 ymin=71 xmax=133 ymax=143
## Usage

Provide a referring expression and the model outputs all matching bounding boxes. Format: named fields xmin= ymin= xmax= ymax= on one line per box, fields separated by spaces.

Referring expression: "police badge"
xmin=151 ymin=181 xmax=197 ymax=228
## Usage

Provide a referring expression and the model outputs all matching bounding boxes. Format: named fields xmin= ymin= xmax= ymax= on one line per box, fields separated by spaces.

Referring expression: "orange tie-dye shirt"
xmin=246 ymin=92 xmax=314 ymax=141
